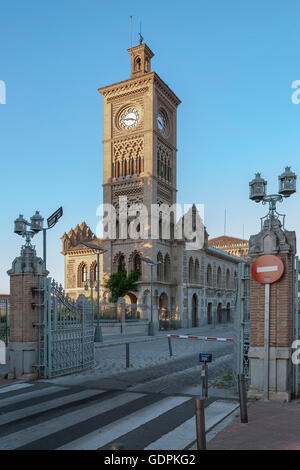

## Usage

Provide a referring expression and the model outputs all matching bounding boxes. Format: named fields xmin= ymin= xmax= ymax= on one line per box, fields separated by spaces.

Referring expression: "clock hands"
xmin=124 ymin=117 xmax=137 ymax=122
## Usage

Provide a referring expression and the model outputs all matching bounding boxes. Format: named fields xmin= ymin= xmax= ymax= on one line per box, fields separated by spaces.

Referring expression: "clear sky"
xmin=1 ymin=0 xmax=300 ymax=293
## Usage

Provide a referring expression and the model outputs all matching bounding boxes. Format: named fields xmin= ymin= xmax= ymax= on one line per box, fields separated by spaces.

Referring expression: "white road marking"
xmin=0 ymin=383 xmax=34 ymax=394
xmin=0 ymin=389 xmax=102 ymax=426
xmin=59 ymin=395 xmax=191 ymax=450
xmin=0 ymin=386 xmax=67 ymax=408
xmin=0 ymin=392 xmax=143 ymax=450
xmin=145 ymin=400 xmax=239 ymax=450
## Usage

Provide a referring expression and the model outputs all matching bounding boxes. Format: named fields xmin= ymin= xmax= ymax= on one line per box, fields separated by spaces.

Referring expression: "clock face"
xmin=120 ymin=108 xmax=139 ymax=130
xmin=157 ymin=112 xmax=166 ymax=134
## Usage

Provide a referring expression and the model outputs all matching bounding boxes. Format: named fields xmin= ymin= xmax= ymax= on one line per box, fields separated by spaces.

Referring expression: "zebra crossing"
xmin=0 ymin=381 xmax=238 ymax=450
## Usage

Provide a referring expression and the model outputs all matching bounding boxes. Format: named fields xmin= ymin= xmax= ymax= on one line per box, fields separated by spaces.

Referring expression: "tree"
xmin=104 ymin=269 xmax=140 ymax=303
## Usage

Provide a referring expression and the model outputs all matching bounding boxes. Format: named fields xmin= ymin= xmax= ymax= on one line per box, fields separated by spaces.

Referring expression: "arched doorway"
xmin=124 ymin=292 xmax=137 ymax=304
xmin=207 ymin=303 xmax=212 ymax=324
xmin=159 ymin=293 xmax=169 ymax=330
xmin=217 ymin=302 xmax=222 ymax=323
xmin=192 ymin=294 xmax=198 ymax=327
xmin=124 ymin=292 xmax=138 ymax=321
xmin=226 ymin=302 xmax=231 ymax=322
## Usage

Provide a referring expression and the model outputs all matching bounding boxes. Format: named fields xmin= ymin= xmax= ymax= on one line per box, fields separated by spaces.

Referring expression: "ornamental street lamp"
xmin=14 ymin=207 xmax=63 ymax=269
xmin=14 ymin=211 xmax=44 ymax=246
xmin=249 ymin=167 xmax=297 ymax=229
xmin=140 ymin=256 xmax=161 ymax=336
xmin=81 ymin=240 xmax=109 ymax=343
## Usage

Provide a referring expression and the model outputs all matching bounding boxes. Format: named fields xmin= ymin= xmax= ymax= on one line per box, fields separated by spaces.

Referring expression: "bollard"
xmin=195 ymin=398 xmax=206 ymax=450
xmin=168 ymin=336 xmax=173 ymax=357
xmin=126 ymin=343 xmax=130 ymax=369
xmin=110 ymin=443 xmax=124 ymax=450
xmin=238 ymin=373 xmax=248 ymax=423
xmin=201 ymin=361 xmax=208 ymax=398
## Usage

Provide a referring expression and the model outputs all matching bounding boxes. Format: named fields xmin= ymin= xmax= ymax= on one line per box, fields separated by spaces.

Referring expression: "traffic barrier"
xmin=167 ymin=334 xmax=234 ymax=342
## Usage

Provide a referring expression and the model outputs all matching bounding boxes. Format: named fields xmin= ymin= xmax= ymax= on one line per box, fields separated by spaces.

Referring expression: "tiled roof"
xmin=208 ymin=235 xmax=249 ymax=247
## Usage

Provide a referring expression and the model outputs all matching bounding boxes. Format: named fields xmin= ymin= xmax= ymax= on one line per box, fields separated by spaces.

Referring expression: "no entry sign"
xmin=252 ymin=254 xmax=284 ymax=284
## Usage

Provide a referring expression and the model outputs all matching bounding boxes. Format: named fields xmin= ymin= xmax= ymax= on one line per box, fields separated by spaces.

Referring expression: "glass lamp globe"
xmin=278 ymin=167 xmax=297 ymax=198
xmin=14 ymin=214 xmax=27 ymax=235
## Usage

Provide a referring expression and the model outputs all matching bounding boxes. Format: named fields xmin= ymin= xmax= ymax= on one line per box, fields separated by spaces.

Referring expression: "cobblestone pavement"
xmin=93 ymin=324 xmax=234 ymax=375
xmin=45 ymin=325 xmax=234 ymax=392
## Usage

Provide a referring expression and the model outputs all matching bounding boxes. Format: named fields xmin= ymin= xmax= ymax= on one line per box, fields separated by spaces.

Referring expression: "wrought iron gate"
xmin=36 ymin=277 xmax=94 ymax=379
xmin=0 ymin=297 xmax=9 ymax=346
xmin=292 ymin=256 xmax=300 ymax=398
xmin=234 ymin=261 xmax=251 ymax=385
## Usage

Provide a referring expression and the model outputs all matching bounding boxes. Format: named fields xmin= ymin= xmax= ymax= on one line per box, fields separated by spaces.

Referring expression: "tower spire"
xmin=127 ymin=42 xmax=154 ymax=78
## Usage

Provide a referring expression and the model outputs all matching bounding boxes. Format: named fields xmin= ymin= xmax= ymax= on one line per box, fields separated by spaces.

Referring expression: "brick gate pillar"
xmin=248 ymin=218 xmax=296 ymax=401
xmin=7 ymin=244 xmax=47 ymax=379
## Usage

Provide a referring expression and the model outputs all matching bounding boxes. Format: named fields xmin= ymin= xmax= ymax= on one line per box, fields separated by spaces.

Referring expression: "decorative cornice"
xmin=98 ymin=75 xmax=153 ymax=100
xmin=153 ymin=73 xmax=181 ymax=107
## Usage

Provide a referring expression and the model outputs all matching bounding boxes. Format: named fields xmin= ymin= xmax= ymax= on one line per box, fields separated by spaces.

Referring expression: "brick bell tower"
xmin=98 ymin=40 xmax=181 ymax=290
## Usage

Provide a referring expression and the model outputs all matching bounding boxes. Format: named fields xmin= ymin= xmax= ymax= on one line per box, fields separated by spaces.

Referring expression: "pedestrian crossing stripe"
xmin=0 ymin=382 xmax=238 ymax=450
xmin=58 ymin=395 xmax=191 ymax=450
xmin=0 ymin=383 xmax=34 ymax=394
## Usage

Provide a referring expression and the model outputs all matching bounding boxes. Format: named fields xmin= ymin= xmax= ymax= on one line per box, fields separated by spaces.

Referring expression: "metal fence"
xmin=233 ymin=261 xmax=251 ymax=387
xmin=159 ymin=311 xmax=181 ymax=331
xmin=0 ymin=297 xmax=9 ymax=346
xmin=84 ymin=301 xmax=146 ymax=323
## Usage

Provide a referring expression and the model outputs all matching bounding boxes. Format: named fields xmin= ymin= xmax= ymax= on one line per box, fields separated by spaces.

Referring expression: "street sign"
xmin=47 ymin=207 xmax=63 ymax=228
xmin=199 ymin=353 xmax=212 ymax=363
xmin=251 ymin=254 xmax=284 ymax=284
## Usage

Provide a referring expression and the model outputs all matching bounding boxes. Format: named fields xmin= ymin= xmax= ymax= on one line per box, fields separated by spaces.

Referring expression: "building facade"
xmin=208 ymin=235 xmax=249 ymax=258
xmin=61 ymin=42 xmax=240 ymax=329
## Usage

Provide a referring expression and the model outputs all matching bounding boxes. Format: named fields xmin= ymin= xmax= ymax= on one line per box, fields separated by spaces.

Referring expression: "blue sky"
xmin=1 ymin=0 xmax=300 ymax=292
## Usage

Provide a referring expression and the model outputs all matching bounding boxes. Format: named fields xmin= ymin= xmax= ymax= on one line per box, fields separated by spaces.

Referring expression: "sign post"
xmin=43 ymin=207 xmax=63 ymax=269
xmin=251 ymin=255 xmax=284 ymax=400
xmin=199 ymin=353 xmax=212 ymax=398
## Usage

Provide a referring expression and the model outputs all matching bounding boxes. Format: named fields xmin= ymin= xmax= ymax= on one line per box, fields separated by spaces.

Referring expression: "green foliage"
xmin=104 ymin=269 xmax=141 ymax=303
xmin=209 ymin=369 xmax=233 ymax=389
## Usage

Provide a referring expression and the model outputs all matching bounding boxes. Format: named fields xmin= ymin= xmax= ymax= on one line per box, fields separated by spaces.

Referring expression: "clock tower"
xmin=98 ymin=41 xmax=181 ymax=288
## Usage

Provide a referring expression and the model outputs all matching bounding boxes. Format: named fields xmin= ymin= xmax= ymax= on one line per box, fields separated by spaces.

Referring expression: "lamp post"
xmin=249 ymin=166 xmax=297 ymax=400
xmin=81 ymin=241 xmax=109 ymax=343
xmin=140 ymin=256 xmax=161 ymax=336
xmin=43 ymin=207 xmax=63 ymax=270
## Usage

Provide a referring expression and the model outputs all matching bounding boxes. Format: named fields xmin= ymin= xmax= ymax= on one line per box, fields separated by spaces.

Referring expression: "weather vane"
xmin=139 ymin=21 xmax=143 ymax=44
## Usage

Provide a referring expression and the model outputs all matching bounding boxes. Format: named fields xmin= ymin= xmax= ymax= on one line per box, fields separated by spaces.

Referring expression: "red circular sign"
xmin=251 ymin=255 xmax=284 ymax=284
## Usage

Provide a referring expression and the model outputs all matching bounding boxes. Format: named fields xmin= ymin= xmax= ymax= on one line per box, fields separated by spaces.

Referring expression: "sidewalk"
xmin=95 ymin=323 xmax=234 ymax=348
xmin=207 ymin=400 xmax=300 ymax=450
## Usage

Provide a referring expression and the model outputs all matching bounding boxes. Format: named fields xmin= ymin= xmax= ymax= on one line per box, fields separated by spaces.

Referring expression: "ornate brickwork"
xmin=157 ymin=181 xmax=172 ymax=205
xmin=112 ymin=180 xmax=144 ymax=208
xmin=61 ymin=222 xmax=95 ymax=253
xmin=99 ymin=76 xmax=152 ymax=101
xmin=112 ymin=136 xmax=144 ymax=179
xmin=157 ymin=140 xmax=172 ymax=184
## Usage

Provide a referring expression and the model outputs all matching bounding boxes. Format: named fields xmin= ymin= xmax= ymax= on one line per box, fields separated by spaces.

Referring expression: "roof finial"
xmin=130 ymin=15 xmax=133 ymax=48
